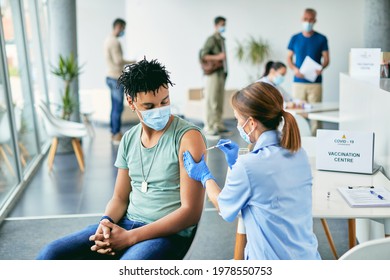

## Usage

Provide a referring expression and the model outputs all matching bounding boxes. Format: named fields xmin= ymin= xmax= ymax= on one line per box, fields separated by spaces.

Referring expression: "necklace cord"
xmin=139 ymin=116 xmax=172 ymax=183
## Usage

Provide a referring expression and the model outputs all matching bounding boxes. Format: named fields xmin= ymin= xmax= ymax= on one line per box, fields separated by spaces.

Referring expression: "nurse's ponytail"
xmin=280 ymin=110 xmax=301 ymax=152
xmin=231 ymin=82 xmax=301 ymax=153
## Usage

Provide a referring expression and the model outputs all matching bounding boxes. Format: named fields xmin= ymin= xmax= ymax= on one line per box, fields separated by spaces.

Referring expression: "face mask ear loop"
xmin=243 ymin=117 xmax=257 ymax=134
xmin=240 ymin=118 xmax=255 ymax=141
xmin=133 ymin=103 xmax=145 ymax=124
xmin=247 ymin=127 xmax=255 ymax=136
xmin=242 ymin=117 xmax=255 ymax=139
xmin=247 ymin=119 xmax=256 ymax=137
xmin=241 ymin=118 xmax=250 ymax=129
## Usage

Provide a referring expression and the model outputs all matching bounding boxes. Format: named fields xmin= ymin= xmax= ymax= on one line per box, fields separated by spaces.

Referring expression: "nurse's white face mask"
xmin=237 ymin=118 xmax=254 ymax=144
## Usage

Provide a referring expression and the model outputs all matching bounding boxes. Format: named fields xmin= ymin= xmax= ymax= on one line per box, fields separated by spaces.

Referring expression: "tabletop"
xmin=287 ymin=101 xmax=339 ymax=115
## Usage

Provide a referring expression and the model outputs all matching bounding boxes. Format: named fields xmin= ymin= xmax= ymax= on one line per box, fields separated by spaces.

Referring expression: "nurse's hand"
xmin=217 ymin=139 xmax=239 ymax=169
xmin=183 ymin=151 xmax=215 ymax=187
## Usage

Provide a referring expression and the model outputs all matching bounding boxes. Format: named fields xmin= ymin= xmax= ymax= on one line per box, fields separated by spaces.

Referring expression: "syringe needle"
xmin=205 ymin=140 xmax=231 ymax=151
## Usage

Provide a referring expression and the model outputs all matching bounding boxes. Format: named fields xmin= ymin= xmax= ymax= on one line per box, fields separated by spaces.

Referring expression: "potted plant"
xmin=51 ymin=52 xmax=83 ymax=120
xmin=235 ymin=36 xmax=270 ymax=82
xmin=50 ymin=53 xmax=84 ymax=154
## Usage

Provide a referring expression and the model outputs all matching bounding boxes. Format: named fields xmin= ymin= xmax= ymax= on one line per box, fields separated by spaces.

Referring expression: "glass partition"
xmin=2 ymin=0 xmax=39 ymax=173
xmin=0 ymin=82 xmax=19 ymax=206
xmin=0 ymin=4 xmax=19 ymax=206
xmin=0 ymin=0 xmax=50 ymax=215
xmin=24 ymin=0 xmax=49 ymax=146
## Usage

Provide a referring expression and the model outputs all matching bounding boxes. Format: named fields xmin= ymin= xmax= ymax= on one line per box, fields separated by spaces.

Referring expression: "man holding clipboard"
xmin=287 ymin=8 xmax=330 ymax=135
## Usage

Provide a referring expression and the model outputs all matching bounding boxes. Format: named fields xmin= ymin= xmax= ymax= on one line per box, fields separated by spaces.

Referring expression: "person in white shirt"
xmin=257 ymin=61 xmax=304 ymax=109
xmin=104 ymin=18 xmax=135 ymax=145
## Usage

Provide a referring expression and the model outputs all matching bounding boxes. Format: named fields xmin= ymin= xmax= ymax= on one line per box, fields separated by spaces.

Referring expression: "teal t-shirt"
xmin=114 ymin=115 xmax=205 ymax=237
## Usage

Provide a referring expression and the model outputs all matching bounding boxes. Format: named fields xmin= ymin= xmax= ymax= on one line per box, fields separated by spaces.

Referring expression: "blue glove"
xmin=183 ymin=151 xmax=215 ymax=187
xmin=217 ymin=139 xmax=239 ymax=169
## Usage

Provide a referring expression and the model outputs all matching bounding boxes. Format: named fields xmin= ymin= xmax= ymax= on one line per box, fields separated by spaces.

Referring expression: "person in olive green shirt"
xmin=200 ymin=16 xmax=229 ymax=138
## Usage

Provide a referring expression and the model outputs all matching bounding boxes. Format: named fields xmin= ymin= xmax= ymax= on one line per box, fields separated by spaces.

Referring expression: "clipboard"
xmin=338 ymin=186 xmax=390 ymax=207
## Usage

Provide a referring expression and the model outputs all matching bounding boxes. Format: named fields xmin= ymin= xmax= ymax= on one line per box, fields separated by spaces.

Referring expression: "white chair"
xmin=38 ymin=99 xmax=86 ymax=130
xmin=339 ymin=237 xmax=390 ymax=260
xmin=293 ymin=113 xmax=311 ymax=137
xmin=79 ymin=93 xmax=95 ymax=138
xmin=36 ymin=100 xmax=88 ymax=172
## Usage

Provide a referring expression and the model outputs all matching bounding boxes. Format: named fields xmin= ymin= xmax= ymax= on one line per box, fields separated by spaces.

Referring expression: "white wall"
xmin=77 ymin=0 xmax=366 ymax=115
xmin=76 ymin=0 xmax=126 ymax=89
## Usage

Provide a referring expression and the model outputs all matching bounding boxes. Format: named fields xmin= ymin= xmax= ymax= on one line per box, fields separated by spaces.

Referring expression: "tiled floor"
xmin=8 ymin=124 xmax=119 ymax=217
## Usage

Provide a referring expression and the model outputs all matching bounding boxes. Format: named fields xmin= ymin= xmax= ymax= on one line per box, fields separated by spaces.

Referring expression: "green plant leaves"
xmin=235 ymin=36 xmax=270 ymax=81
xmin=51 ymin=52 xmax=83 ymax=120
xmin=60 ymin=84 xmax=74 ymax=120
xmin=51 ymin=52 xmax=83 ymax=82
xmin=235 ymin=36 xmax=270 ymax=66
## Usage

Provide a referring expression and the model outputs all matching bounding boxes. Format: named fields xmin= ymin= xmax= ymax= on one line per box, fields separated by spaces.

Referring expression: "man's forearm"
xmin=205 ymin=179 xmax=221 ymax=212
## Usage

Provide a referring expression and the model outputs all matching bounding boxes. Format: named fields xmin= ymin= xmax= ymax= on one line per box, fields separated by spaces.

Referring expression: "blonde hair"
xmin=231 ymin=82 xmax=301 ymax=152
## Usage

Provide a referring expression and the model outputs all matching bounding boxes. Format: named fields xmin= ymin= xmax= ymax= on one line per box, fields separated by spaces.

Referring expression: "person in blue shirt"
xmin=287 ymin=8 xmax=329 ymax=135
xmin=183 ymin=82 xmax=321 ymax=260
xmin=287 ymin=8 xmax=329 ymax=99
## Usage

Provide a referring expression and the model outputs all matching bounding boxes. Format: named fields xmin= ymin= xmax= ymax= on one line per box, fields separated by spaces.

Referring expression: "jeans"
xmin=106 ymin=77 xmax=124 ymax=135
xmin=36 ymin=217 xmax=194 ymax=260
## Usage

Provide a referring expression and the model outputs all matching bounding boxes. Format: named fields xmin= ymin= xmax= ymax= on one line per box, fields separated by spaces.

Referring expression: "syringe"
xmin=205 ymin=140 xmax=232 ymax=151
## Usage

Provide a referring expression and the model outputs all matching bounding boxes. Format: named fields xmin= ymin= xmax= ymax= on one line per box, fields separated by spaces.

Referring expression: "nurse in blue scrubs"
xmin=183 ymin=82 xmax=321 ymax=260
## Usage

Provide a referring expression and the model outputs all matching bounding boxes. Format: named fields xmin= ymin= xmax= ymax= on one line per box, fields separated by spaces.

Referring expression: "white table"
xmin=234 ymin=137 xmax=390 ymax=259
xmin=312 ymin=170 xmax=390 ymax=219
xmin=308 ymin=110 xmax=340 ymax=124
xmin=286 ymin=101 xmax=339 ymax=116
xmin=312 ymin=169 xmax=390 ymax=248
xmin=303 ymin=136 xmax=390 ymax=250
xmin=287 ymin=102 xmax=339 ymax=134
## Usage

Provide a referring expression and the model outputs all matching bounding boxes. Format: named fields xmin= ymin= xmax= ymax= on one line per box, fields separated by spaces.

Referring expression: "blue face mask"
xmin=218 ymin=26 xmax=225 ymax=34
xmin=136 ymin=105 xmax=171 ymax=131
xmin=237 ymin=118 xmax=253 ymax=144
xmin=302 ymin=22 xmax=314 ymax=32
xmin=273 ymin=74 xmax=285 ymax=86
xmin=118 ymin=30 xmax=125 ymax=37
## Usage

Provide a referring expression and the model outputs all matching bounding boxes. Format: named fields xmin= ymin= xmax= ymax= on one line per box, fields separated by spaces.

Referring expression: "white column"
xmin=48 ymin=0 xmax=79 ymax=122
xmin=364 ymin=0 xmax=390 ymax=50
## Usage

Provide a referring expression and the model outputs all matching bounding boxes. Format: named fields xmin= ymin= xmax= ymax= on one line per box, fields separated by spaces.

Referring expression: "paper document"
xmin=299 ymin=56 xmax=322 ymax=82
xmin=338 ymin=186 xmax=390 ymax=207
xmin=349 ymin=48 xmax=381 ymax=86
